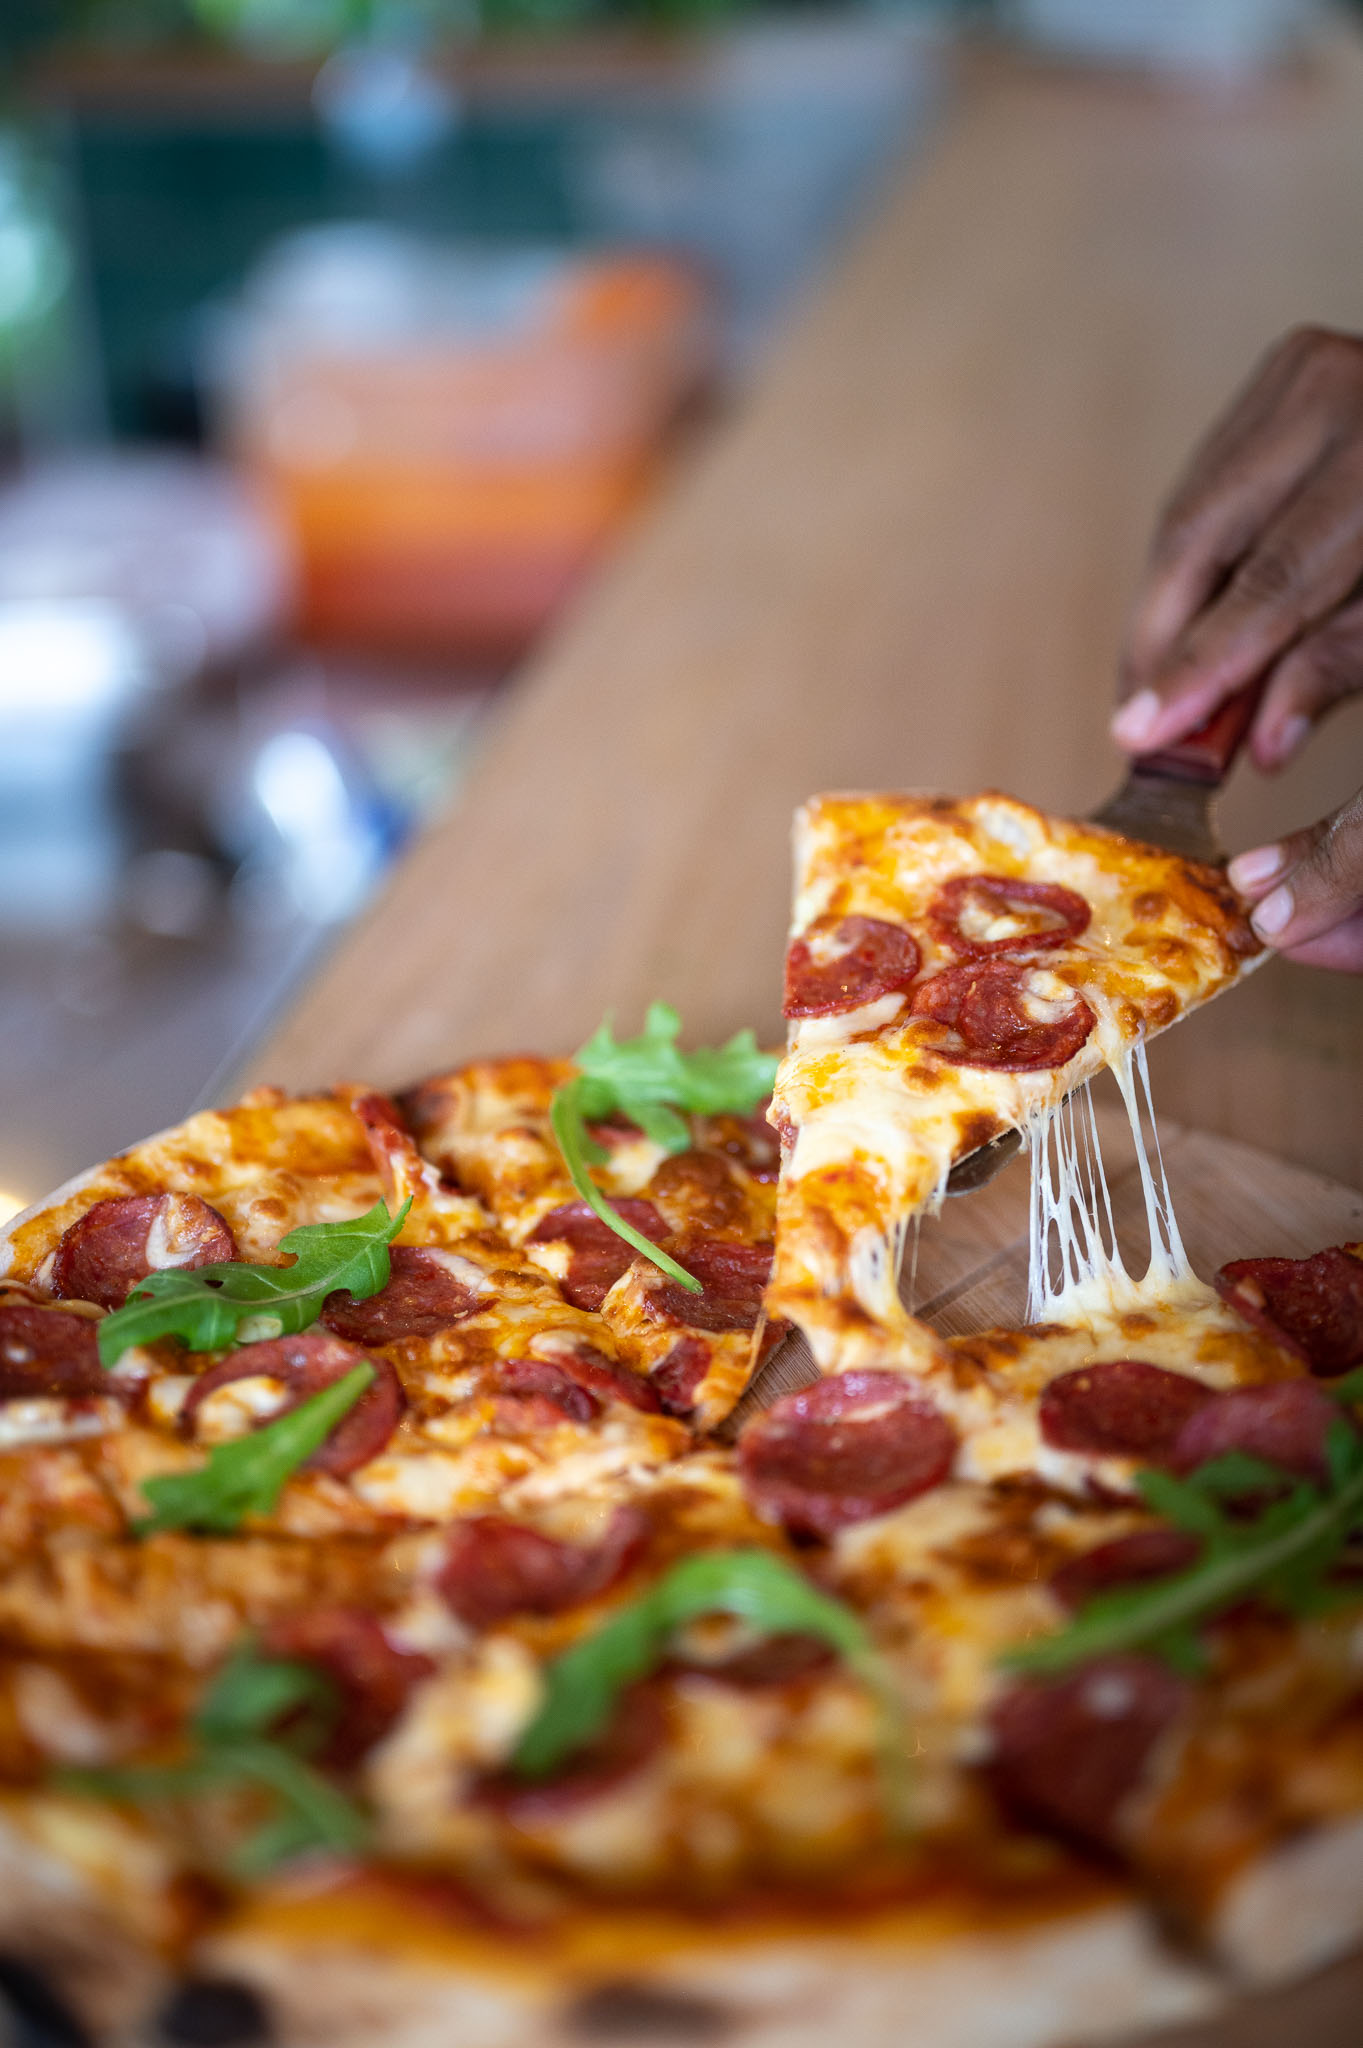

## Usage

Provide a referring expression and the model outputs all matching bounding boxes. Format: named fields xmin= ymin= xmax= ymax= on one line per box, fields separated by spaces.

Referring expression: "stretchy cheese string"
xmin=1026 ymin=1043 xmax=1201 ymax=1326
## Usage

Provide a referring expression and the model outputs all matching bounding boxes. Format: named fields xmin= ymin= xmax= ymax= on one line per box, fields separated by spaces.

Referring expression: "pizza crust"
xmin=1210 ymin=1813 xmax=1363 ymax=1989
xmin=195 ymin=1896 xmax=1219 ymax=2048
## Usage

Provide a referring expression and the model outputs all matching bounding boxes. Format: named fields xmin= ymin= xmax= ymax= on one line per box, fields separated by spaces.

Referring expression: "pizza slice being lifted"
xmin=766 ymin=791 xmax=1263 ymax=1371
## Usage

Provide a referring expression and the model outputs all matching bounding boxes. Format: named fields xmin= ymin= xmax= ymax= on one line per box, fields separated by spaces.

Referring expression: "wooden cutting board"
xmin=735 ymin=1083 xmax=1363 ymax=2048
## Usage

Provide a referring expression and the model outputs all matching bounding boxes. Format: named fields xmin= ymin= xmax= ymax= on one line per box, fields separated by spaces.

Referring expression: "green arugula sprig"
xmin=550 ymin=1004 xmax=778 ymax=1296
xmin=97 ymin=1198 xmax=411 ymax=1366
xmin=136 ymin=1365 xmax=374 ymax=1536
xmin=513 ymin=1548 xmax=910 ymax=1825
xmin=61 ymin=1639 xmax=369 ymax=1878
xmin=1005 ymin=1418 xmax=1363 ymax=1680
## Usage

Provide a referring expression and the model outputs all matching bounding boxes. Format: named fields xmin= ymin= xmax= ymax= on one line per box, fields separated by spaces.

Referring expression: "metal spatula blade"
xmin=1087 ymin=679 xmax=1266 ymax=865
xmin=942 ymin=680 xmax=1264 ymax=1197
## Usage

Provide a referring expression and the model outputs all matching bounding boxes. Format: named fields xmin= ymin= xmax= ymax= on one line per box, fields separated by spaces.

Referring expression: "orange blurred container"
xmin=213 ymin=232 xmax=713 ymax=660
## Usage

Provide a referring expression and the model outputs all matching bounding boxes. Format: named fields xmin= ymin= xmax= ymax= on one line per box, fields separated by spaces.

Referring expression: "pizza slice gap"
xmin=767 ymin=790 xmax=1265 ymax=1375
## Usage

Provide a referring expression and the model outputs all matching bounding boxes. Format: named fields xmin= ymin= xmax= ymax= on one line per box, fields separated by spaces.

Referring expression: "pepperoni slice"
xmin=738 ymin=1370 xmax=956 ymax=1537
xmin=260 ymin=1608 xmax=436 ymax=1767
xmin=929 ymin=875 xmax=1090 ymax=959
xmin=1215 ymin=1248 xmax=1363 ymax=1378
xmin=0 ymin=1304 xmax=109 ymax=1400
xmin=912 ymin=961 xmax=1095 ymax=1072
xmin=649 ymin=1238 xmax=774 ymax=1334
xmin=438 ymin=1507 xmax=647 ymax=1630
xmin=503 ymin=1346 xmax=661 ymax=1420
xmin=497 ymin=1358 xmax=598 ymax=1425
xmin=783 ymin=916 xmax=921 ymax=1019
xmin=322 ymin=1246 xmax=482 ymax=1345
xmin=1169 ymin=1379 xmax=1340 ymax=1483
xmin=1039 ymin=1360 xmax=1215 ymax=1461
xmin=987 ymin=1656 xmax=1189 ymax=1852
xmin=52 ymin=1194 xmax=237 ymax=1311
xmin=181 ymin=1332 xmax=402 ymax=1478
xmin=476 ymin=1685 xmax=665 ymax=1825
xmin=527 ymin=1200 xmax=669 ymax=1312
xmin=1050 ymin=1529 xmax=1202 ymax=1612
xmin=649 ymin=1336 xmax=711 ymax=1417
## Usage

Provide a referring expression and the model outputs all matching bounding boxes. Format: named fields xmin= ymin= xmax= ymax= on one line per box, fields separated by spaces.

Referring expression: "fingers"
xmin=1247 ymin=590 xmax=1363 ymax=770
xmin=1227 ymin=787 xmax=1363 ymax=970
xmin=1122 ymin=331 xmax=1337 ymax=693
xmin=1115 ymin=327 xmax=1363 ymax=753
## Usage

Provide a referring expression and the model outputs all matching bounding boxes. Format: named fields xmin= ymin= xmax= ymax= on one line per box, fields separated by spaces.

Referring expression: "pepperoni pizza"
xmin=0 ymin=791 xmax=1362 ymax=2048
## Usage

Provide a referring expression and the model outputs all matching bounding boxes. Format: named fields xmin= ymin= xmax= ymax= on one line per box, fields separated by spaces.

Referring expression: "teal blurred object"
xmin=67 ymin=104 xmax=588 ymax=435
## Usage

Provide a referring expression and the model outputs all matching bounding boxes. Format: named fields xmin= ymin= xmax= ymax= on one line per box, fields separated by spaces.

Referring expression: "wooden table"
xmin=250 ymin=29 xmax=1363 ymax=1184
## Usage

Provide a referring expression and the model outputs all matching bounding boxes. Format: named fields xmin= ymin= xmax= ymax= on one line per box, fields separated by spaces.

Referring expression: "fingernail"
xmin=1111 ymin=689 xmax=1162 ymax=748
xmin=1271 ymin=713 xmax=1311 ymax=765
xmin=1251 ymin=884 xmax=1294 ymax=938
xmin=1228 ymin=844 xmax=1284 ymax=892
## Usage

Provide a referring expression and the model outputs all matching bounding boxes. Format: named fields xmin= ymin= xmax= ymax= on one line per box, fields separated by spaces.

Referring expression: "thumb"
xmin=1228 ymin=788 xmax=1363 ymax=970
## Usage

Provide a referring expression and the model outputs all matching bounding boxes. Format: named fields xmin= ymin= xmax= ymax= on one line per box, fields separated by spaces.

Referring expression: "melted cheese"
xmin=1026 ymin=1042 xmax=1209 ymax=1328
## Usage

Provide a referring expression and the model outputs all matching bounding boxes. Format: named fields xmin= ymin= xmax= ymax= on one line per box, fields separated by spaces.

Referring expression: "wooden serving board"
xmin=735 ymin=1088 xmax=1363 ymax=2048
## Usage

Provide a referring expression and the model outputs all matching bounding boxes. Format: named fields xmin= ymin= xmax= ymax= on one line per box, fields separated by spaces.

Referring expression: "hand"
xmin=1113 ymin=324 xmax=1363 ymax=971
xmin=1227 ymin=788 xmax=1363 ymax=971
xmin=1114 ymin=324 xmax=1363 ymax=770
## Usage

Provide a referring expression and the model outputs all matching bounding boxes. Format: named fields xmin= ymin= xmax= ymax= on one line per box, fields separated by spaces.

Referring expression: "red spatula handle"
xmin=1131 ymin=679 xmax=1267 ymax=787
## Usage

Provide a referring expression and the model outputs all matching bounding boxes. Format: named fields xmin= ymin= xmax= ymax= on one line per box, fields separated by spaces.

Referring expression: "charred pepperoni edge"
xmin=1038 ymin=1360 xmax=1215 ymax=1461
xmin=783 ymin=915 xmax=921 ymax=1020
xmin=181 ymin=1332 xmax=402 ymax=1478
xmin=1169 ymin=1378 xmax=1341 ymax=1483
xmin=911 ymin=960 xmax=1095 ymax=1072
xmin=438 ymin=1507 xmax=648 ymax=1631
xmin=987 ymin=1656 xmax=1190 ymax=1854
xmin=527 ymin=1200 xmax=669 ymax=1313
xmin=473 ymin=1684 xmax=665 ymax=1824
xmin=928 ymin=875 xmax=1091 ymax=960
xmin=1215 ymin=1247 xmax=1363 ymax=1378
xmin=738 ymin=1370 xmax=957 ymax=1538
xmin=1050 ymin=1529 xmax=1203 ymax=1612
xmin=321 ymin=1245 xmax=482 ymax=1344
xmin=0 ymin=1303 xmax=114 ymax=1401
xmin=260 ymin=1608 xmax=436 ymax=1767
xmin=51 ymin=1194 xmax=238 ymax=1311
xmin=650 ymin=1237 xmax=775 ymax=1335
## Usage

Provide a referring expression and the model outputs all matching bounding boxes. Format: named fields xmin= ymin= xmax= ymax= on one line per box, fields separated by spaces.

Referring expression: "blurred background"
xmin=0 ymin=0 xmax=1338 ymax=1220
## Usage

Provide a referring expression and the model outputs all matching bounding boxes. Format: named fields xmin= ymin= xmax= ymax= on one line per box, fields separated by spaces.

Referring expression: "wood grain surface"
xmin=247 ymin=28 xmax=1363 ymax=1187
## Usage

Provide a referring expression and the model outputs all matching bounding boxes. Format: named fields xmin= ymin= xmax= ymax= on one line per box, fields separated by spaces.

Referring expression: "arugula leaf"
xmin=549 ymin=1005 xmax=779 ymax=1296
xmin=97 ymin=1198 xmax=412 ymax=1366
xmin=61 ymin=1639 xmax=369 ymax=1876
xmin=550 ymin=1086 xmax=703 ymax=1294
xmin=1004 ymin=1421 xmax=1363 ymax=1678
xmin=512 ymin=1548 xmax=910 ymax=1825
xmin=1328 ymin=1366 xmax=1363 ymax=1407
xmin=197 ymin=1636 xmax=336 ymax=1747
xmin=135 ymin=1365 xmax=374 ymax=1536
xmin=575 ymin=1003 xmax=778 ymax=1135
